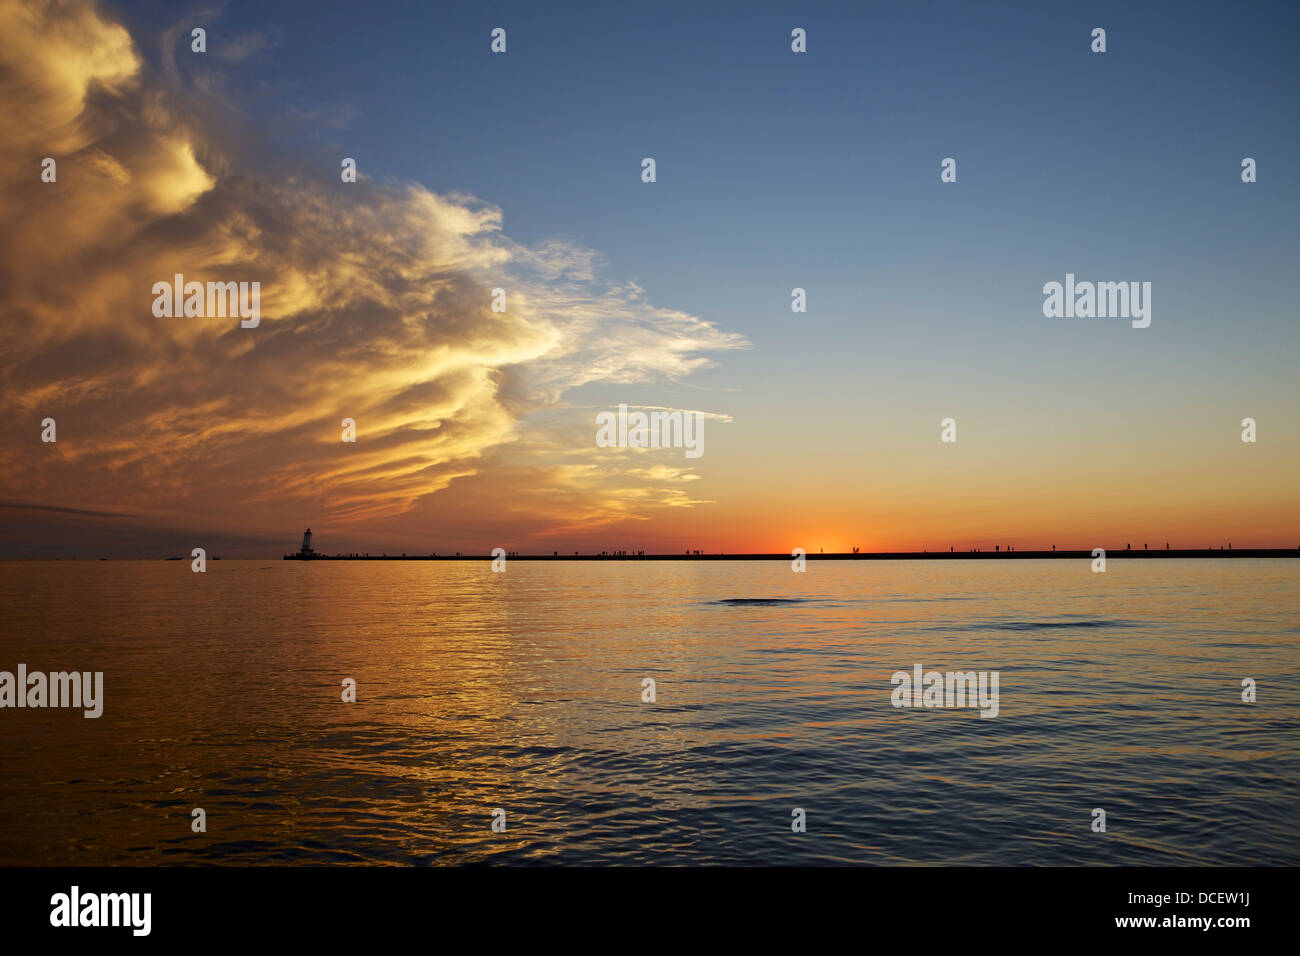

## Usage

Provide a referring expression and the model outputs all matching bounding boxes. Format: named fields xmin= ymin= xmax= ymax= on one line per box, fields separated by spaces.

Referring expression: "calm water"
xmin=0 ymin=559 xmax=1296 ymax=866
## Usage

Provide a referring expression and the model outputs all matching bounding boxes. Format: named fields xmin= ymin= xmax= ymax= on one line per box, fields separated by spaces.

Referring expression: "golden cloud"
xmin=0 ymin=0 xmax=746 ymax=545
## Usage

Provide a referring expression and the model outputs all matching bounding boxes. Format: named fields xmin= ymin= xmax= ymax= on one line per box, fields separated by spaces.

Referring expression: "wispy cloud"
xmin=0 ymin=0 xmax=745 ymax=548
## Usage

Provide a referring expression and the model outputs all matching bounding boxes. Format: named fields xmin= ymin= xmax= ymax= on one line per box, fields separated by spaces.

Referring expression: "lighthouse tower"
xmin=300 ymin=528 xmax=313 ymax=554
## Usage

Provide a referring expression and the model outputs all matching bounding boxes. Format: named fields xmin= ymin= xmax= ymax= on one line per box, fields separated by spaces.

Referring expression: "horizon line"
xmin=276 ymin=548 xmax=1300 ymax=561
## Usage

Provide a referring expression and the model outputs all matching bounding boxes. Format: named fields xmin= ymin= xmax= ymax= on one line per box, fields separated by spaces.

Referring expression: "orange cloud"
xmin=0 ymin=0 xmax=746 ymax=547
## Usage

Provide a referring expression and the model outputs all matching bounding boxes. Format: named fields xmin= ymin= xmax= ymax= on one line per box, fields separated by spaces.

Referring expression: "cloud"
xmin=0 ymin=500 xmax=133 ymax=518
xmin=214 ymin=30 xmax=277 ymax=63
xmin=0 ymin=0 xmax=745 ymax=549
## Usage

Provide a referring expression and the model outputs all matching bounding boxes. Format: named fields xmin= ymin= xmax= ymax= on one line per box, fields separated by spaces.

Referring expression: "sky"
xmin=1 ymin=0 xmax=1297 ymax=557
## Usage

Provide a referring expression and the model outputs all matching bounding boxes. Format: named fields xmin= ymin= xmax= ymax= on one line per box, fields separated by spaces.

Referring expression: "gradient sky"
xmin=1 ymin=0 xmax=1297 ymax=557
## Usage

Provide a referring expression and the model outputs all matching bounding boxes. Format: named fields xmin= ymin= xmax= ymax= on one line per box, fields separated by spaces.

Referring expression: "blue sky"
xmin=176 ymin=0 xmax=1296 ymax=473
xmin=150 ymin=0 xmax=1298 ymax=385
xmin=3 ymin=0 xmax=1294 ymax=555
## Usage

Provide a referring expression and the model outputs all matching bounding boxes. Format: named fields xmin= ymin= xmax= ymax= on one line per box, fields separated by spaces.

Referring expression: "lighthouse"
xmin=300 ymin=528 xmax=313 ymax=555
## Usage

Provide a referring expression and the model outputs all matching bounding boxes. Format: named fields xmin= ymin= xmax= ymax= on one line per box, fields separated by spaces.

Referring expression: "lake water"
xmin=0 ymin=559 xmax=1295 ymax=865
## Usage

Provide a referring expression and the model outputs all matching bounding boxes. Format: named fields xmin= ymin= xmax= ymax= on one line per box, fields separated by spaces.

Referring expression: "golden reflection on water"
xmin=0 ymin=558 xmax=1295 ymax=864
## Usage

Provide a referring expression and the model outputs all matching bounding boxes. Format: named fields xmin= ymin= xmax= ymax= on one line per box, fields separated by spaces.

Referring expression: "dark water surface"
xmin=0 ymin=559 xmax=1295 ymax=865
